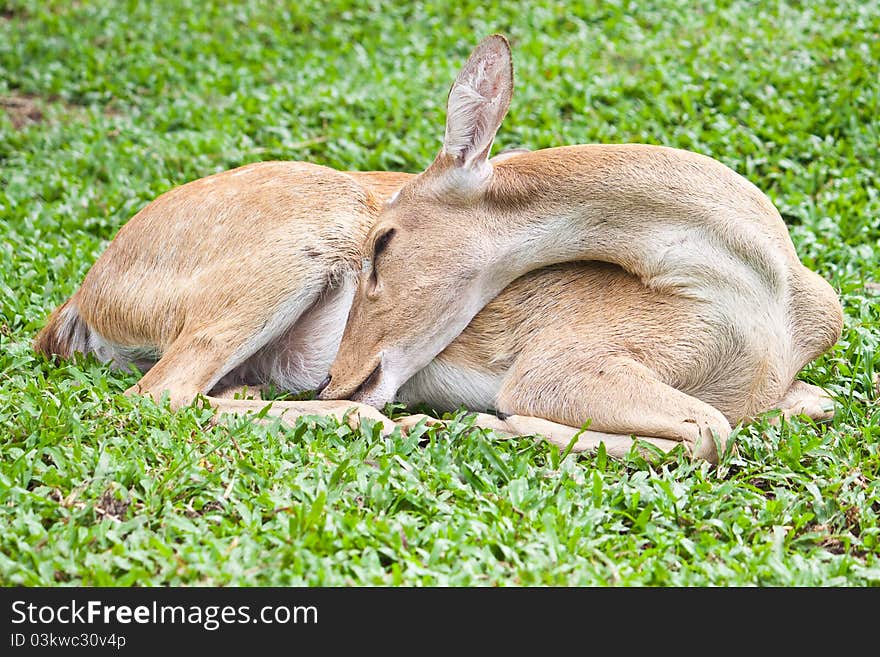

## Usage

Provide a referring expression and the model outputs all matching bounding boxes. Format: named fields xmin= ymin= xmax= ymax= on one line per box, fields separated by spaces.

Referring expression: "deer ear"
xmin=442 ymin=34 xmax=513 ymax=171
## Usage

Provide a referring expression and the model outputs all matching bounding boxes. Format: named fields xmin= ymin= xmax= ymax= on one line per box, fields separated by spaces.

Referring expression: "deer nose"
xmin=315 ymin=375 xmax=331 ymax=395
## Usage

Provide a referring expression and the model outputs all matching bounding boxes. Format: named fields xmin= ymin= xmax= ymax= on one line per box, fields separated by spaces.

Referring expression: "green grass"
xmin=1 ymin=0 xmax=878 ymax=586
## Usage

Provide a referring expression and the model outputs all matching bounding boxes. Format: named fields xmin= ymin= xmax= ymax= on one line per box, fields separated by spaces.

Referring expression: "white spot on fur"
xmin=431 ymin=163 xmax=493 ymax=197
xmin=238 ymin=278 xmax=357 ymax=393
xmin=87 ymin=331 xmax=159 ymax=371
xmin=213 ymin=284 xmax=325 ymax=392
xmin=489 ymin=148 xmax=529 ymax=164
xmin=397 ymin=360 xmax=505 ymax=412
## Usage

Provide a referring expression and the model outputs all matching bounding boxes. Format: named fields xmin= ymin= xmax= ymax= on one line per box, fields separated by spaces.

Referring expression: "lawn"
xmin=1 ymin=0 xmax=878 ymax=586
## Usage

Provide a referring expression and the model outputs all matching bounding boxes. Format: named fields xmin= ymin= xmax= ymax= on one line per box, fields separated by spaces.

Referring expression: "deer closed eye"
xmin=369 ymin=228 xmax=396 ymax=286
xmin=373 ymin=228 xmax=395 ymax=260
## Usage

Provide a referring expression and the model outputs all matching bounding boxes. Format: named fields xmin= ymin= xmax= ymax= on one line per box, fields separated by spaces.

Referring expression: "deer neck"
xmin=480 ymin=145 xmax=788 ymax=302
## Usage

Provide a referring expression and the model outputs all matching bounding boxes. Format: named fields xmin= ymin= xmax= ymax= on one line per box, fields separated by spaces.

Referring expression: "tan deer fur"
xmin=34 ymin=36 xmax=842 ymax=464
xmin=319 ymin=34 xmax=843 ymax=461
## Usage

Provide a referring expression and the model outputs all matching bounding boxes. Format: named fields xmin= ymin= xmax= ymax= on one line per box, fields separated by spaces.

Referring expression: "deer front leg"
xmin=205 ymin=396 xmax=396 ymax=435
xmin=395 ymin=411 xmax=681 ymax=458
xmin=495 ymin=353 xmax=732 ymax=463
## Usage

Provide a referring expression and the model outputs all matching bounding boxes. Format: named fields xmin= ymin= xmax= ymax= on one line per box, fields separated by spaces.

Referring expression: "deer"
xmin=315 ymin=34 xmax=844 ymax=462
xmin=33 ymin=35 xmax=842 ymax=464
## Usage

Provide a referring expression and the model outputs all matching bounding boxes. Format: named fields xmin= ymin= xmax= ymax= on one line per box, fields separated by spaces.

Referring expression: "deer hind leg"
xmin=489 ymin=353 xmax=731 ymax=463
xmin=124 ymin=280 xmax=326 ymax=408
xmin=769 ymin=380 xmax=835 ymax=423
xmin=124 ymin=330 xmax=234 ymax=409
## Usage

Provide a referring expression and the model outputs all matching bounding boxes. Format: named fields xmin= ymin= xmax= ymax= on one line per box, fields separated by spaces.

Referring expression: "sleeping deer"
xmin=34 ymin=35 xmax=842 ymax=464
xmin=317 ymin=34 xmax=844 ymax=461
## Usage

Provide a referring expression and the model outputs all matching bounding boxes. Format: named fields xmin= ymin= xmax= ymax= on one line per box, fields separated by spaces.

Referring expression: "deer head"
xmin=319 ymin=35 xmax=517 ymax=406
